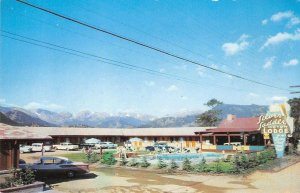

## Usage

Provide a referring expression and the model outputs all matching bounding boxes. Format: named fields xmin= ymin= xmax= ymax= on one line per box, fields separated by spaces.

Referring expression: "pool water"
xmin=152 ymin=153 xmax=225 ymax=161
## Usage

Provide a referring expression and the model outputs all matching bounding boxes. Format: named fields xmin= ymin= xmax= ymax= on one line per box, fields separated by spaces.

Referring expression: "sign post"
xmin=258 ymin=104 xmax=293 ymax=158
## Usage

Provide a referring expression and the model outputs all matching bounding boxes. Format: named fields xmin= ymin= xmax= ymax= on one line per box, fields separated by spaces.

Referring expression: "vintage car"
xmin=95 ymin=142 xmax=117 ymax=149
xmin=31 ymin=143 xmax=55 ymax=152
xmin=21 ymin=156 xmax=89 ymax=178
xmin=53 ymin=142 xmax=79 ymax=151
xmin=20 ymin=145 xmax=32 ymax=153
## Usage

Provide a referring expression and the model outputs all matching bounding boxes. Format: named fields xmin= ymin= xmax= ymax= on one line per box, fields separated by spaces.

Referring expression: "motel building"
xmin=0 ymin=113 xmax=278 ymax=173
xmin=0 ymin=123 xmax=51 ymax=171
xmin=19 ymin=126 xmax=214 ymax=149
xmin=2 ymin=114 xmax=268 ymax=154
xmin=195 ymin=115 xmax=266 ymax=152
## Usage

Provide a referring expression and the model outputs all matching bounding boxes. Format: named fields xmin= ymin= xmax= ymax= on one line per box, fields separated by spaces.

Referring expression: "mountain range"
xmin=0 ymin=104 xmax=268 ymax=128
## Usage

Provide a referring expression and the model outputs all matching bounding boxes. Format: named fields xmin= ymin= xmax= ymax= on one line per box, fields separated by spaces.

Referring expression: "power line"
xmin=74 ymin=2 xmax=272 ymax=84
xmin=3 ymin=31 xmax=288 ymax=95
xmin=15 ymin=0 xmax=291 ymax=92
xmin=2 ymin=31 xmax=256 ymax=93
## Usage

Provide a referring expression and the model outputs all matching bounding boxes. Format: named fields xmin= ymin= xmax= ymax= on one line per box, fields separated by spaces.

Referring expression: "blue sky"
xmin=1 ymin=0 xmax=299 ymax=116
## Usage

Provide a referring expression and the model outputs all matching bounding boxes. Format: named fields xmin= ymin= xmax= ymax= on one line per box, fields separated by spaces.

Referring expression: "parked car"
xmin=21 ymin=156 xmax=89 ymax=178
xmin=224 ymin=142 xmax=241 ymax=146
xmin=145 ymin=146 xmax=155 ymax=151
xmin=95 ymin=142 xmax=117 ymax=149
xmin=31 ymin=143 xmax=55 ymax=152
xmin=53 ymin=143 xmax=79 ymax=151
xmin=20 ymin=145 xmax=32 ymax=153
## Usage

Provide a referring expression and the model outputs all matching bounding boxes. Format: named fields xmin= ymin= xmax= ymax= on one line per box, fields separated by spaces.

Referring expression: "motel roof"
xmin=0 ymin=123 xmax=52 ymax=140
xmin=11 ymin=126 xmax=214 ymax=137
xmin=195 ymin=117 xmax=260 ymax=134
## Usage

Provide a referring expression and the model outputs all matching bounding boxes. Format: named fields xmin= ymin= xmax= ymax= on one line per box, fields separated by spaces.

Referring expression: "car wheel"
xmin=67 ymin=171 xmax=75 ymax=178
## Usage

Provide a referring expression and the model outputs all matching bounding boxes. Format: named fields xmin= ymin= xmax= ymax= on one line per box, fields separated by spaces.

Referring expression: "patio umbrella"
xmin=129 ymin=137 xmax=143 ymax=142
xmin=85 ymin=138 xmax=101 ymax=144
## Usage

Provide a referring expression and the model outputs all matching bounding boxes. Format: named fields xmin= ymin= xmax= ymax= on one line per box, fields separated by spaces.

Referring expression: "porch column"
xmin=243 ymin=134 xmax=247 ymax=145
xmin=200 ymin=134 xmax=203 ymax=149
xmin=213 ymin=135 xmax=216 ymax=145
xmin=227 ymin=134 xmax=231 ymax=143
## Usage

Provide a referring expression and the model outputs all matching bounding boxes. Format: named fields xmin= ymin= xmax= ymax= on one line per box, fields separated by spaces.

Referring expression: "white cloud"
xmin=175 ymin=64 xmax=187 ymax=70
xmin=271 ymin=11 xmax=293 ymax=22
xmin=145 ymin=81 xmax=155 ymax=87
xmin=211 ymin=0 xmax=219 ymax=2
xmin=262 ymin=19 xmax=268 ymax=25
xmin=211 ymin=64 xmax=219 ymax=69
xmin=288 ymin=17 xmax=300 ymax=27
xmin=196 ymin=67 xmax=205 ymax=76
xmin=226 ymin=75 xmax=233 ymax=79
xmin=263 ymin=56 xmax=276 ymax=69
xmin=180 ymin=96 xmax=188 ymax=100
xmin=248 ymin=92 xmax=259 ymax=97
xmin=268 ymin=11 xmax=300 ymax=27
xmin=166 ymin=85 xmax=178 ymax=92
xmin=0 ymin=98 xmax=6 ymax=105
xmin=159 ymin=68 xmax=165 ymax=73
xmin=222 ymin=34 xmax=249 ymax=55
xmin=261 ymin=29 xmax=300 ymax=48
xmin=0 ymin=98 xmax=18 ymax=107
xmin=269 ymin=96 xmax=288 ymax=102
xmin=23 ymin=102 xmax=64 ymax=111
xmin=283 ymin=58 xmax=299 ymax=67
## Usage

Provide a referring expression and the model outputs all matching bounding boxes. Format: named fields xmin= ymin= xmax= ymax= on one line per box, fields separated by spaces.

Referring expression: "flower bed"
xmin=0 ymin=181 xmax=45 ymax=193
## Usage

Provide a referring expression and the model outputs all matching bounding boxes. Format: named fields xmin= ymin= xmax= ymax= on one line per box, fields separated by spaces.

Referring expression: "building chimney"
xmin=227 ymin=114 xmax=236 ymax=121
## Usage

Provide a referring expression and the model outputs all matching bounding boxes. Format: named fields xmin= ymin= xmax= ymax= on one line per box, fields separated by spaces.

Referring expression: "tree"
xmin=197 ymin=99 xmax=223 ymax=126
xmin=205 ymin=98 xmax=223 ymax=108
xmin=288 ymin=98 xmax=300 ymax=149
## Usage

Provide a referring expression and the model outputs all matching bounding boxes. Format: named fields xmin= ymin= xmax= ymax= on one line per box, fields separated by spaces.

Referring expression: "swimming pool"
xmin=152 ymin=153 xmax=225 ymax=161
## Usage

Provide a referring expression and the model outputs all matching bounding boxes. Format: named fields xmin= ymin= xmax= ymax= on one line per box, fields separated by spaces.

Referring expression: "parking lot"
xmin=20 ymin=149 xmax=83 ymax=163
xmin=19 ymin=150 xmax=300 ymax=193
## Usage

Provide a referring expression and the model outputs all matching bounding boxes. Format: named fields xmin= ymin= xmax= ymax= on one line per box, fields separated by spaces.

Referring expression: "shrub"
xmin=86 ymin=151 xmax=99 ymax=163
xmin=0 ymin=167 xmax=35 ymax=189
xmin=157 ymin=157 xmax=168 ymax=169
xmin=257 ymin=148 xmax=276 ymax=165
xmin=232 ymin=154 xmax=243 ymax=173
xmin=101 ymin=151 xmax=116 ymax=165
xmin=194 ymin=161 xmax=208 ymax=172
xmin=119 ymin=155 xmax=128 ymax=166
xmin=169 ymin=159 xmax=179 ymax=170
xmin=240 ymin=153 xmax=249 ymax=170
xmin=201 ymin=157 xmax=206 ymax=164
xmin=208 ymin=161 xmax=234 ymax=173
xmin=127 ymin=158 xmax=139 ymax=167
xmin=182 ymin=158 xmax=193 ymax=171
xmin=140 ymin=157 xmax=151 ymax=168
xmin=248 ymin=153 xmax=258 ymax=168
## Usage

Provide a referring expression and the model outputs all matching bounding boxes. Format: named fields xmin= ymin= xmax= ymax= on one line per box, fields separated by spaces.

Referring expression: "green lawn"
xmin=53 ymin=152 xmax=88 ymax=162
xmin=53 ymin=150 xmax=117 ymax=163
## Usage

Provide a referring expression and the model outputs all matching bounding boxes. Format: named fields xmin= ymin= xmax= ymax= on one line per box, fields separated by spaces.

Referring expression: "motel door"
xmin=185 ymin=141 xmax=190 ymax=148
xmin=191 ymin=141 xmax=196 ymax=148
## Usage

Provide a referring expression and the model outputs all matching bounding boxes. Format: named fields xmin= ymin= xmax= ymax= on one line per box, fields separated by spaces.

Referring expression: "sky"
xmin=1 ymin=0 xmax=300 ymax=116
